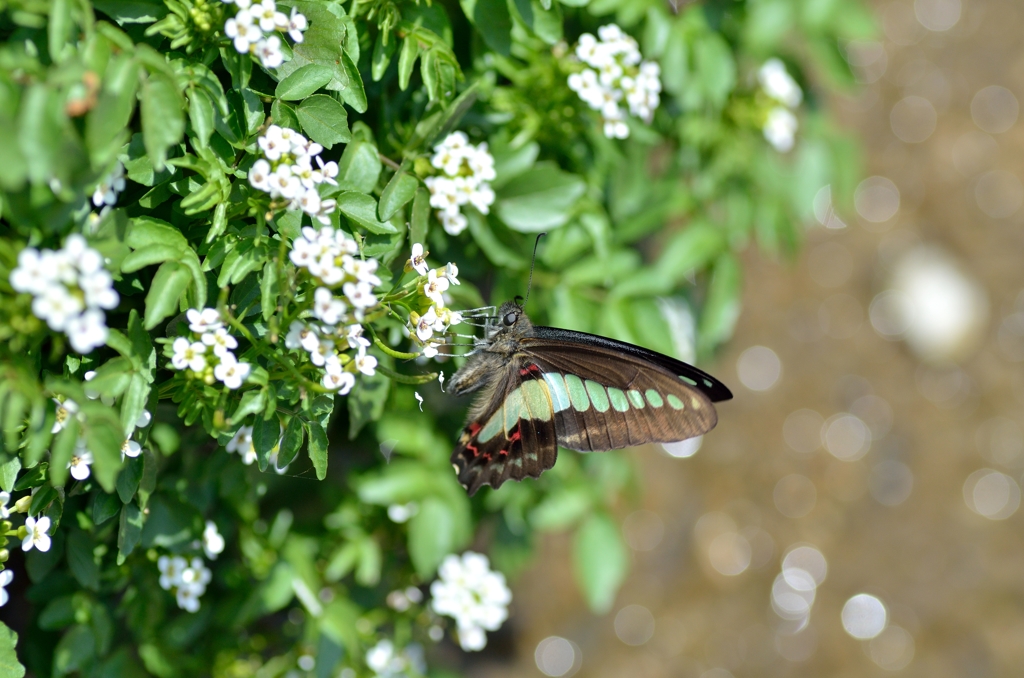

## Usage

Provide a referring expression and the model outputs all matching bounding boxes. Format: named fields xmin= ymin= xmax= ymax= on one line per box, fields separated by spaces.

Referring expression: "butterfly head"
xmin=488 ymin=299 xmax=532 ymax=342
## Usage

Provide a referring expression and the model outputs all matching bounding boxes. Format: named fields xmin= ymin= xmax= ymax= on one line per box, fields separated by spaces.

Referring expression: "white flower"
xmin=176 ymin=585 xmax=201 ymax=613
xmin=423 ymin=270 xmax=449 ymax=306
xmin=366 ymin=640 xmax=399 ymax=675
xmin=214 ymin=354 xmax=251 ymax=389
xmin=256 ymin=35 xmax=284 ymax=69
xmin=171 ymin=337 xmax=208 ymax=372
xmin=248 ymin=158 xmax=272 ymax=191
xmin=355 ymin=353 xmax=377 ymax=376
xmin=66 ymin=308 xmax=109 ymax=354
xmin=439 ymin=211 xmax=467 ymax=236
xmin=203 ymin=521 xmax=225 ymax=559
xmin=258 ymin=125 xmax=287 ymax=162
xmin=91 ymin=162 xmax=126 ymax=207
xmin=409 ymin=243 xmax=429 ymax=275
xmin=69 ymin=447 xmax=93 ymax=481
xmin=187 ymin=308 xmax=223 ymax=333
xmin=287 ymin=8 xmax=307 ymax=42
xmin=345 ymin=324 xmax=371 ymax=353
xmin=759 ymin=58 xmax=803 ymax=108
xmin=430 ymin=552 xmax=511 ymax=652
xmin=227 ymin=426 xmax=256 ymax=464
xmin=315 ymin=156 xmax=339 ymax=185
xmin=22 ymin=516 xmax=52 ymax=552
xmin=158 ymin=554 xmax=187 ymax=590
xmin=763 ymin=106 xmax=798 ymax=152
xmin=10 ymin=248 xmax=55 ymax=295
xmin=253 ymin=0 xmax=286 ymax=31
xmin=313 ymin=287 xmax=347 ymax=325
xmin=52 ymin=398 xmax=78 ymax=434
xmin=343 ymin=281 xmax=377 ymax=309
xmin=79 ymin=270 xmax=119 ymax=310
xmin=225 ymin=9 xmax=262 ymax=54
xmin=295 ymin=186 xmax=322 ymax=216
xmin=32 ymin=285 xmax=84 ymax=331
xmin=122 ymin=439 xmax=142 ymax=459
xmin=201 ymin=327 xmax=239 ymax=357
xmin=308 ymin=338 xmax=335 ymax=367
xmin=285 ymin=320 xmax=319 ymax=351
xmin=0 ymin=492 xmax=9 ymax=520
xmin=0 ymin=570 xmax=12 ymax=607
xmin=322 ymin=371 xmax=355 ymax=394
xmin=425 ymin=176 xmax=460 ymax=213
xmin=415 ymin=307 xmax=439 ymax=342
xmin=388 ymin=502 xmax=419 ymax=523
xmin=136 ymin=409 xmax=152 ymax=428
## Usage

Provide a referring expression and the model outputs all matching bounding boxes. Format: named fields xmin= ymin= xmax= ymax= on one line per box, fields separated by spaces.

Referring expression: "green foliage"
xmin=0 ymin=0 xmax=868 ymax=674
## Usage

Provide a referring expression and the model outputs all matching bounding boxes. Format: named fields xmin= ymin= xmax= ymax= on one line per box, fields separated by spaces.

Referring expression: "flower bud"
xmin=0 ymin=549 xmax=8 ymax=563
xmin=15 ymin=526 xmax=26 ymax=539
xmin=13 ymin=496 xmax=31 ymax=513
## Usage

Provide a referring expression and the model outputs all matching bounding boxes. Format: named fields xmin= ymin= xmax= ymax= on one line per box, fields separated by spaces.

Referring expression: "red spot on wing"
xmin=508 ymin=429 xmax=522 ymax=443
xmin=519 ymin=363 xmax=542 ymax=377
xmin=467 ymin=422 xmax=482 ymax=436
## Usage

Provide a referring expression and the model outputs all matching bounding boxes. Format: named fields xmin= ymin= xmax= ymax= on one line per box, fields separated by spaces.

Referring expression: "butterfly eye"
xmin=503 ymin=312 xmax=517 ymax=327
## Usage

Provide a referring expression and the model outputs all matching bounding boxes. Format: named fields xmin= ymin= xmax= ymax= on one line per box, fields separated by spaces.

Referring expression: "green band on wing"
xmin=564 ymin=374 xmax=590 ymax=412
xmin=502 ymin=387 xmax=525 ymax=436
xmin=542 ymin=373 xmax=572 ymax=412
xmin=627 ymin=390 xmax=645 ymax=408
xmin=667 ymin=394 xmax=685 ymax=410
xmin=520 ymin=379 xmax=553 ymax=420
xmin=607 ymin=387 xmax=630 ymax=412
xmin=480 ymin=409 xmax=503 ymax=442
xmin=645 ymin=389 xmax=664 ymax=408
xmin=585 ymin=380 xmax=610 ymax=412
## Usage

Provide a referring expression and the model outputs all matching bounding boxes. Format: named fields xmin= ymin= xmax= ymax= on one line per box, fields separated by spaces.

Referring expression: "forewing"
xmin=520 ymin=335 xmax=719 ymax=452
xmin=451 ymin=364 xmax=559 ymax=496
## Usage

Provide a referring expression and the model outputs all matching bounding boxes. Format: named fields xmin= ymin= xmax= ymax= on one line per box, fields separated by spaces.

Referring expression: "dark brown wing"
xmin=451 ymin=363 xmax=559 ymax=496
xmin=519 ymin=333 xmax=720 ymax=452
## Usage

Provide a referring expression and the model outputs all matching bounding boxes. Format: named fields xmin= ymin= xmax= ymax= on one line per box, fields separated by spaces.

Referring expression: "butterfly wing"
xmin=520 ymin=328 xmax=724 ymax=452
xmin=451 ymin=362 xmax=559 ymax=495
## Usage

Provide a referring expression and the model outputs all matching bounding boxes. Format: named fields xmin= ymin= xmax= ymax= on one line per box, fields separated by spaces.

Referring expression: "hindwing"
xmin=451 ymin=364 xmax=559 ymax=495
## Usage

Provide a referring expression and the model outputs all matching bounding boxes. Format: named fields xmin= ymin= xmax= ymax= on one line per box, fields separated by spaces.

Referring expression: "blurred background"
xmin=478 ymin=0 xmax=1024 ymax=676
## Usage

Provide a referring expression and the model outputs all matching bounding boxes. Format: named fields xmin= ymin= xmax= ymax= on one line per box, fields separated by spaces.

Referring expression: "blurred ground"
xmin=475 ymin=0 xmax=1024 ymax=676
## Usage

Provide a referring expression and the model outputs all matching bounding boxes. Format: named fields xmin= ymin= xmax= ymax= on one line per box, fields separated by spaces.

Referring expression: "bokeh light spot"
xmin=614 ymin=605 xmax=655 ymax=646
xmin=662 ymin=435 xmax=702 ymax=458
xmin=854 ymin=176 xmax=900 ymax=222
xmin=963 ymin=469 xmax=1020 ymax=520
xmin=708 ymin=532 xmax=752 ymax=576
xmin=842 ymin=594 xmax=888 ymax=639
xmin=736 ymin=346 xmax=781 ymax=391
xmin=914 ymin=0 xmax=961 ymax=31
xmin=890 ymin=96 xmax=937 ymax=143
xmin=971 ymin=86 xmax=1019 ymax=134
xmin=535 ymin=636 xmax=580 ymax=677
xmin=622 ymin=510 xmax=664 ymax=552
xmin=773 ymin=474 xmax=817 ymax=518
xmin=783 ymin=409 xmax=825 ymax=454
xmin=869 ymin=460 xmax=914 ymax=506
xmin=975 ymin=170 xmax=1024 ymax=218
xmin=823 ymin=414 xmax=871 ymax=461
xmin=869 ymin=625 xmax=915 ymax=671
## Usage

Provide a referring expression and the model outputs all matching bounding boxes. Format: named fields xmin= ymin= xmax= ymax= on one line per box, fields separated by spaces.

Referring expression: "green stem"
xmin=375 ymin=364 xmax=438 ymax=385
xmin=371 ymin=334 xmax=420 ymax=361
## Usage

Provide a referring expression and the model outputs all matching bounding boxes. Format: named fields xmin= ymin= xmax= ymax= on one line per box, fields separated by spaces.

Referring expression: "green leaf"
xmin=278 ymin=416 xmax=304 ymax=469
xmin=66 ymin=530 xmax=100 ymax=591
xmin=53 ymin=624 xmax=96 ymax=675
xmin=296 ymin=95 xmax=351 ymax=149
xmin=306 ymin=422 xmax=328 ymax=480
xmin=49 ymin=418 xmax=80 ymax=488
xmin=0 ymin=622 xmax=26 ymax=678
xmin=530 ymin=486 xmax=593 ymax=531
xmin=466 ymin=210 xmax=527 ymax=270
xmin=336 ymin=192 xmax=399 ymax=234
xmin=252 ymin=416 xmax=280 ymax=472
xmin=144 ymin=261 xmax=190 ymax=329
xmin=187 ymin=87 xmax=215 ymax=149
xmin=461 ymin=0 xmax=513 ymax=56
xmin=92 ymin=492 xmax=121 ymax=526
xmin=116 ymin=456 xmax=143 ymax=504
xmin=573 ymin=512 xmax=628 ymax=614
xmin=397 ymin=36 xmax=420 ymax=90
xmin=232 ymin=389 xmax=267 ymax=425
xmin=408 ymin=496 xmax=454 ymax=579
xmin=410 ymin=186 xmax=430 ymax=244
xmin=117 ymin=502 xmax=143 ymax=559
xmin=261 ymin=261 xmax=280 ymax=321
xmin=276 ymin=64 xmax=333 ymax=101
xmin=121 ymin=242 xmax=186 ymax=272
xmin=140 ymin=72 xmax=185 ymax=171
xmin=698 ymin=253 xmax=742 ymax=356
xmin=347 ymin=370 xmax=389 ymax=439
xmin=270 ymin=98 xmax=300 ymax=131
xmin=126 ymin=217 xmax=189 ymax=251
xmin=495 ymin=163 xmax=586 ymax=231
xmin=371 ymin=31 xmax=396 ymax=81
xmin=378 ymin=170 xmax=419 ymax=221
xmin=0 ymin=456 xmax=21 ymax=493
xmin=338 ymin=52 xmax=367 ymax=113
xmin=336 ymin=141 xmax=381 ymax=193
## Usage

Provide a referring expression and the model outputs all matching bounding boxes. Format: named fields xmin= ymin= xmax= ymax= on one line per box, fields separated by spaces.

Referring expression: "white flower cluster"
xmin=92 ymin=161 xmax=126 ymax=208
xmin=248 ymin=125 xmax=339 ymax=224
xmin=285 ymin=226 xmax=383 ymax=392
xmin=10 ymin=235 xmax=119 ymax=353
xmin=221 ymin=0 xmax=306 ymax=69
xmin=169 ymin=308 xmax=251 ymax=390
xmin=365 ymin=639 xmax=426 ymax=678
xmin=568 ymin=24 xmax=662 ymax=139
xmin=423 ymin=132 xmax=496 ymax=236
xmin=758 ymin=58 xmax=803 ymax=153
xmin=407 ymin=244 xmax=462 ymax=358
xmin=225 ymin=424 xmax=290 ymax=473
xmin=158 ymin=555 xmax=213 ymax=613
xmin=0 ymin=570 xmax=12 ymax=607
xmin=430 ymin=551 xmax=512 ymax=651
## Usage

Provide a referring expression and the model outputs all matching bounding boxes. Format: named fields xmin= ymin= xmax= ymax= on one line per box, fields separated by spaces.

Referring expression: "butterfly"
xmin=447 ymin=299 xmax=732 ymax=495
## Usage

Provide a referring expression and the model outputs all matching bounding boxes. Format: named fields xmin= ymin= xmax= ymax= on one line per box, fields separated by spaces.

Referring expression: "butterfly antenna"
xmin=522 ymin=232 xmax=546 ymax=309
